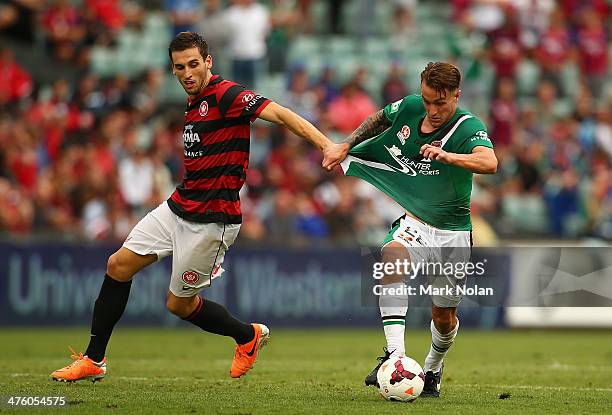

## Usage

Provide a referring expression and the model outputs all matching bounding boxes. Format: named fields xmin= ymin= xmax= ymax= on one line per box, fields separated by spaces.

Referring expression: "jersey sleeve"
xmin=382 ymin=94 xmax=424 ymax=123
xmin=219 ymin=84 xmax=271 ymax=122
xmin=457 ymin=118 xmax=494 ymax=153
xmin=383 ymin=98 xmax=404 ymax=122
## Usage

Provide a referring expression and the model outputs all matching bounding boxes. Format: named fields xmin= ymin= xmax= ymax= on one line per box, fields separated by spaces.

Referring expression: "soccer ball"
xmin=377 ymin=356 xmax=425 ymax=402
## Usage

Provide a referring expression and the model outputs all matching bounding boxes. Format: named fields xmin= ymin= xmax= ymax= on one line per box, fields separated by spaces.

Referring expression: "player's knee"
xmin=106 ymin=253 xmax=133 ymax=282
xmin=432 ymin=311 xmax=456 ymax=334
xmin=166 ymin=295 xmax=197 ymax=318
xmin=380 ymin=242 xmax=410 ymax=285
xmin=165 ymin=298 xmax=183 ymax=317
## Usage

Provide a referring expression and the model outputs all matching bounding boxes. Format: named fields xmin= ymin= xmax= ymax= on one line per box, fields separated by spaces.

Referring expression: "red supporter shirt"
xmin=43 ymin=6 xmax=80 ymax=34
xmin=491 ymin=98 xmax=518 ymax=147
xmin=167 ymin=75 xmax=271 ymax=224
xmin=537 ymin=28 xmax=570 ymax=70
xmin=577 ymin=28 xmax=608 ymax=76
xmin=0 ymin=59 xmax=32 ymax=102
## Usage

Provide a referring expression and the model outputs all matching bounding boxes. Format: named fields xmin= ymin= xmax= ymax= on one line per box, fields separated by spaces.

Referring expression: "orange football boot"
xmin=230 ymin=323 xmax=270 ymax=378
xmin=50 ymin=347 xmax=106 ymax=383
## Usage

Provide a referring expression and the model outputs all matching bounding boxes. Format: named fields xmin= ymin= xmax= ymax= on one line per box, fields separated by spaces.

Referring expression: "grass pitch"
xmin=0 ymin=328 xmax=611 ymax=414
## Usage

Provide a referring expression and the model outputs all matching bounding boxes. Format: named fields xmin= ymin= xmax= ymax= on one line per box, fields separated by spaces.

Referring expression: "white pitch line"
xmin=548 ymin=362 xmax=612 ymax=372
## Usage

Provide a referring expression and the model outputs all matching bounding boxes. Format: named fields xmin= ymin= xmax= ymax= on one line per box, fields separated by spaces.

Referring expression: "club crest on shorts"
xmin=182 ymin=270 xmax=200 ymax=285
xmin=199 ymin=101 xmax=208 ymax=117
xmin=397 ymin=125 xmax=410 ymax=145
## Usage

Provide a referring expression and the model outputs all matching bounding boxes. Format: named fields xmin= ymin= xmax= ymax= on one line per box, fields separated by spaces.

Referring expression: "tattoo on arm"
xmin=343 ymin=109 xmax=391 ymax=149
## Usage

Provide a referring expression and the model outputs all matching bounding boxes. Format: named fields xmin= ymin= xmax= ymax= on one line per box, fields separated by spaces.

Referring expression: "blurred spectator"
xmin=285 ymin=66 xmax=319 ymax=124
xmin=513 ymin=0 xmax=554 ymax=50
xmin=42 ymin=0 xmax=86 ymax=63
xmin=534 ymin=7 xmax=572 ymax=96
xmin=6 ymin=119 xmax=38 ymax=193
xmin=295 ymin=0 xmax=314 ymax=34
xmin=544 ymin=168 xmax=581 ymax=236
xmin=451 ymin=0 xmax=471 ymax=23
xmin=0 ymin=178 xmax=34 ymax=233
xmin=198 ymin=0 xmax=230 ymax=74
xmin=123 ymin=1 xmax=146 ymax=32
xmin=265 ymin=131 xmax=306 ymax=193
xmin=594 ymin=105 xmax=612 ymax=159
xmin=515 ymin=104 xmax=544 ymax=146
xmin=249 ymin=121 xmax=272 ymax=168
xmin=0 ymin=47 xmax=32 ymax=105
xmin=390 ymin=0 xmax=418 ymax=48
xmin=265 ymin=189 xmax=298 ymax=241
xmin=72 ymin=73 xmax=106 ymax=116
xmin=588 ymin=166 xmax=612 ymax=239
xmin=381 ymin=63 xmax=408 ymax=105
xmin=463 ymin=0 xmax=506 ymax=33
xmin=328 ymin=80 xmax=377 ymax=135
xmin=487 ymin=5 xmax=522 ymax=80
xmin=573 ymin=88 xmax=598 ymax=153
xmin=312 ymin=66 xmax=339 ymax=109
xmin=105 ymin=75 xmax=132 ymax=109
xmin=294 ymin=192 xmax=328 ymax=239
xmin=32 ymin=168 xmax=75 ymax=233
xmin=165 ymin=0 xmax=201 ymax=35
xmin=79 ymin=161 xmax=114 ymax=239
xmin=514 ymin=141 xmax=544 ymax=193
xmin=268 ymin=0 xmax=301 ymax=73
xmin=535 ymin=10 xmax=574 ymax=96
xmin=575 ymin=7 xmax=608 ymax=99
xmin=314 ymin=175 xmax=357 ymax=243
xmin=490 ymin=77 xmax=519 ymax=147
xmin=446 ymin=14 xmax=488 ymax=116
xmin=118 ymin=132 xmax=155 ymax=212
xmin=224 ymin=0 xmax=270 ymax=88
xmin=560 ymin=0 xmax=610 ymax=29
xmin=131 ymin=68 xmax=165 ymax=119
xmin=534 ymin=79 xmax=571 ymax=130
xmin=83 ymin=0 xmax=125 ymax=45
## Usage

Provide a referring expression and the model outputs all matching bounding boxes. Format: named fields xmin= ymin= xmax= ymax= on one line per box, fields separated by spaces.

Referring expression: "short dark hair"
xmin=420 ymin=62 xmax=461 ymax=95
xmin=168 ymin=32 xmax=209 ymax=62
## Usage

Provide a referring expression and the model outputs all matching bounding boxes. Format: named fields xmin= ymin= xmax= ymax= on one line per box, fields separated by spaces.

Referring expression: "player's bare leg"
xmin=50 ymin=248 xmax=156 ymax=383
xmin=166 ymin=291 xmax=269 ymax=378
xmin=421 ymin=305 xmax=459 ymax=397
xmin=365 ymin=241 xmax=410 ymax=386
xmin=107 ymin=247 xmax=159 ymax=282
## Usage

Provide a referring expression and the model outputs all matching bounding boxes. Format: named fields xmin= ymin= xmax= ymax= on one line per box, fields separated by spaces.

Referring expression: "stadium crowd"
xmin=0 ymin=0 xmax=610 ymax=244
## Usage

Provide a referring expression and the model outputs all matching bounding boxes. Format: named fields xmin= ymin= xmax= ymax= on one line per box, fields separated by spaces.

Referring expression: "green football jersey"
xmin=341 ymin=94 xmax=494 ymax=231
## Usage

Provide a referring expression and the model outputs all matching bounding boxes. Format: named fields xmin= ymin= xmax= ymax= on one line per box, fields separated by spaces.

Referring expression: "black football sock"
xmin=183 ymin=297 xmax=255 ymax=344
xmin=85 ymin=274 xmax=132 ymax=362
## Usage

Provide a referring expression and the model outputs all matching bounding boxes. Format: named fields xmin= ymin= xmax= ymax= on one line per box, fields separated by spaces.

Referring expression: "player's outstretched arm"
xmin=258 ymin=102 xmax=347 ymax=171
xmin=343 ymin=109 xmax=392 ymax=149
xmin=419 ymin=145 xmax=498 ymax=174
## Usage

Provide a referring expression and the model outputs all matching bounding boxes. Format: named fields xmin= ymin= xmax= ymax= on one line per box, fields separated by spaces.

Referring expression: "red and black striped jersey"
xmin=167 ymin=75 xmax=271 ymax=224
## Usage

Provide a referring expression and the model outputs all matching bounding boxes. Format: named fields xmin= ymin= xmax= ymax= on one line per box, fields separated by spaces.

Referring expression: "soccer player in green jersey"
xmin=330 ymin=62 xmax=498 ymax=397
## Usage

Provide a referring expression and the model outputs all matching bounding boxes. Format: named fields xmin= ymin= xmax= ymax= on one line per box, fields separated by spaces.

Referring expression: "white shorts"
xmin=383 ymin=215 xmax=472 ymax=308
xmin=123 ymin=201 xmax=240 ymax=297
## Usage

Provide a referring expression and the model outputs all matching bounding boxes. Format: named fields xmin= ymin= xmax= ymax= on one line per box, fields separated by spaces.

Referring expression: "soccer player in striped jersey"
xmin=50 ymin=32 xmax=346 ymax=383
